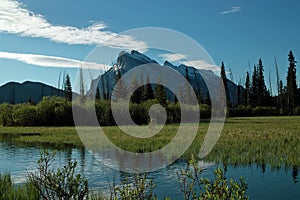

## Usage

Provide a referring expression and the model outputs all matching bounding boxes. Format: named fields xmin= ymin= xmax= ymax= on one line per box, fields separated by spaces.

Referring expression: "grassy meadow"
xmin=0 ymin=116 xmax=299 ymax=168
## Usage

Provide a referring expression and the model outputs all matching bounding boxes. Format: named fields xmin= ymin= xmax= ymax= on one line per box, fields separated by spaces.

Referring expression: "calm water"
xmin=0 ymin=142 xmax=299 ymax=199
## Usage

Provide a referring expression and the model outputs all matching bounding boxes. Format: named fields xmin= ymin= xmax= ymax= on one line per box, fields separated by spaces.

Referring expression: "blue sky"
xmin=0 ymin=0 xmax=299 ymax=94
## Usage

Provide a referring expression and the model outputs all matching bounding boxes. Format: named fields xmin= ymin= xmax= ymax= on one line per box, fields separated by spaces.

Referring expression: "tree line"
xmin=221 ymin=50 xmax=299 ymax=116
xmin=0 ymin=51 xmax=299 ymax=126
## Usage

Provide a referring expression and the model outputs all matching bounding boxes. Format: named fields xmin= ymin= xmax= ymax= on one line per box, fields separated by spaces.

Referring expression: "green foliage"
xmin=257 ymin=58 xmax=269 ymax=107
xmin=0 ymin=103 xmax=14 ymax=126
xmin=244 ymin=71 xmax=251 ymax=106
xmin=177 ymin=157 xmax=248 ymax=200
xmin=95 ymin=86 xmax=101 ymax=100
xmin=199 ymin=104 xmax=211 ymax=119
xmin=143 ymin=75 xmax=155 ymax=101
xmin=154 ymin=80 xmax=167 ymax=107
xmin=220 ymin=61 xmax=229 ymax=106
xmin=129 ymin=103 xmax=148 ymax=125
xmin=200 ymin=169 xmax=248 ymax=200
xmin=294 ymin=106 xmax=300 ymax=115
xmin=286 ymin=50 xmax=298 ymax=113
xmin=28 ymin=150 xmax=89 ymax=200
xmin=110 ymin=174 xmax=156 ymax=200
xmin=251 ymin=65 xmax=259 ymax=107
xmin=130 ymin=75 xmax=143 ymax=104
xmin=12 ymin=105 xmax=37 ymax=126
xmin=36 ymin=96 xmax=73 ymax=126
xmin=0 ymin=173 xmax=39 ymax=200
xmin=228 ymin=106 xmax=278 ymax=117
xmin=64 ymin=73 xmax=72 ymax=101
xmin=112 ymin=69 xmax=128 ymax=100
xmin=95 ymin=100 xmax=111 ymax=125
xmin=79 ymin=67 xmax=86 ymax=103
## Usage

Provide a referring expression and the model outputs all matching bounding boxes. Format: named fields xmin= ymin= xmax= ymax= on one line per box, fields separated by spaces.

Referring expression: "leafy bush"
xmin=36 ymin=96 xmax=73 ymax=126
xmin=228 ymin=106 xmax=252 ymax=117
xmin=0 ymin=103 xmax=14 ymax=126
xmin=229 ymin=106 xmax=279 ymax=117
xmin=109 ymin=174 xmax=156 ymax=200
xmin=28 ymin=150 xmax=89 ymax=200
xmin=294 ymin=106 xmax=300 ymax=116
xmin=167 ymin=103 xmax=181 ymax=123
xmin=129 ymin=103 xmax=148 ymax=125
xmin=200 ymin=169 xmax=248 ymax=200
xmin=95 ymin=100 xmax=111 ymax=126
xmin=12 ymin=105 xmax=37 ymax=126
xmin=252 ymin=107 xmax=278 ymax=116
xmin=177 ymin=157 xmax=249 ymax=200
xmin=199 ymin=104 xmax=211 ymax=119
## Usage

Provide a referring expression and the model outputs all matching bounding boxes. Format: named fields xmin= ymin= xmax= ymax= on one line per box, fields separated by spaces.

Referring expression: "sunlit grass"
xmin=1 ymin=116 xmax=300 ymax=168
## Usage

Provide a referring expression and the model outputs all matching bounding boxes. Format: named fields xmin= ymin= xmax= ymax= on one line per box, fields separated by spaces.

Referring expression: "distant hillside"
xmin=0 ymin=81 xmax=65 ymax=104
xmin=89 ymin=50 xmax=241 ymax=105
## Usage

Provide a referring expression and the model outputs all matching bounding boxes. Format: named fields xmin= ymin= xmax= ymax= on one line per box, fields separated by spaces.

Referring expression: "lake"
xmin=0 ymin=142 xmax=299 ymax=199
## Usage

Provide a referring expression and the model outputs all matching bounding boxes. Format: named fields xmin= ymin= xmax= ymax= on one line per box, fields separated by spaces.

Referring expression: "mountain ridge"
xmin=90 ymin=50 xmax=240 ymax=104
xmin=0 ymin=81 xmax=65 ymax=104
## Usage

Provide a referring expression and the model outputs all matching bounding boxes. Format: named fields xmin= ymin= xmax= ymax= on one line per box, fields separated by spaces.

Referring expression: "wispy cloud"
xmin=182 ymin=60 xmax=220 ymax=73
xmin=0 ymin=51 xmax=111 ymax=70
xmin=158 ymin=53 xmax=187 ymax=62
xmin=220 ymin=6 xmax=241 ymax=15
xmin=0 ymin=0 xmax=147 ymax=50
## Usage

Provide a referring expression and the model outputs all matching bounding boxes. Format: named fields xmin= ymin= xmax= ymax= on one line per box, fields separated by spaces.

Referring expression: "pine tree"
xmin=106 ymin=74 xmax=110 ymax=100
xmin=79 ymin=67 xmax=86 ymax=103
xmin=279 ymin=80 xmax=284 ymax=111
xmin=244 ymin=71 xmax=250 ymax=106
xmin=130 ymin=75 xmax=142 ymax=104
xmin=143 ymin=75 xmax=154 ymax=101
xmin=183 ymin=66 xmax=193 ymax=104
xmin=220 ymin=61 xmax=229 ymax=106
xmin=251 ymin=65 xmax=259 ymax=107
xmin=192 ymin=68 xmax=202 ymax=104
xmin=100 ymin=76 xmax=107 ymax=100
xmin=64 ymin=74 xmax=72 ymax=101
xmin=138 ymin=74 xmax=145 ymax=102
xmin=95 ymin=86 xmax=100 ymax=100
xmin=112 ymin=69 xmax=128 ymax=100
xmin=154 ymin=79 xmax=167 ymax=107
xmin=286 ymin=50 xmax=297 ymax=113
xmin=257 ymin=58 xmax=268 ymax=106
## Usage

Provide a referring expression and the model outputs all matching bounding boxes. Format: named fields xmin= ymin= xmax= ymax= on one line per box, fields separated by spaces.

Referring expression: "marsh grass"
xmin=0 ymin=173 xmax=39 ymax=200
xmin=206 ymin=116 xmax=300 ymax=169
xmin=1 ymin=116 xmax=300 ymax=168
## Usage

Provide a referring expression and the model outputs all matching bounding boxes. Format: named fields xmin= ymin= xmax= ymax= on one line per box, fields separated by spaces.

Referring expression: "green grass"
xmin=1 ymin=116 xmax=300 ymax=168
xmin=206 ymin=116 xmax=300 ymax=169
xmin=0 ymin=126 xmax=82 ymax=148
xmin=0 ymin=173 xmax=39 ymax=200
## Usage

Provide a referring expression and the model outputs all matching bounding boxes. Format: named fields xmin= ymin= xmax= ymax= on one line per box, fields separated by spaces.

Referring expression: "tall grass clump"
xmin=0 ymin=173 xmax=39 ymax=200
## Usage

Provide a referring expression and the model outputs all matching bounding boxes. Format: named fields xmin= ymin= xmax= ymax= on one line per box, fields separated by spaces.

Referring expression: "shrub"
xmin=294 ymin=106 xmax=300 ymax=116
xmin=200 ymin=169 xmax=248 ymax=200
xmin=28 ymin=150 xmax=89 ymax=200
xmin=95 ymin=100 xmax=111 ymax=126
xmin=177 ymin=157 xmax=249 ymax=200
xmin=110 ymin=174 xmax=156 ymax=200
xmin=199 ymin=104 xmax=211 ymax=119
xmin=167 ymin=103 xmax=181 ymax=123
xmin=12 ymin=105 xmax=37 ymax=126
xmin=0 ymin=103 xmax=14 ymax=126
xmin=36 ymin=96 xmax=73 ymax=126
xmin=129 ymin=103 xmax=148 ymax=125
xmin=252 ymin=107 xmax=278 ymax=116
xmin=228 ymin=106 xmax=252 ymax=117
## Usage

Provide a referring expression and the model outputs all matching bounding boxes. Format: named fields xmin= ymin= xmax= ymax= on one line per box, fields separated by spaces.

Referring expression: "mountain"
xmin=90 ymin=50 xmax=241 ymax=105
xmin=0 ymin=81 xmax=65 ymax=104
